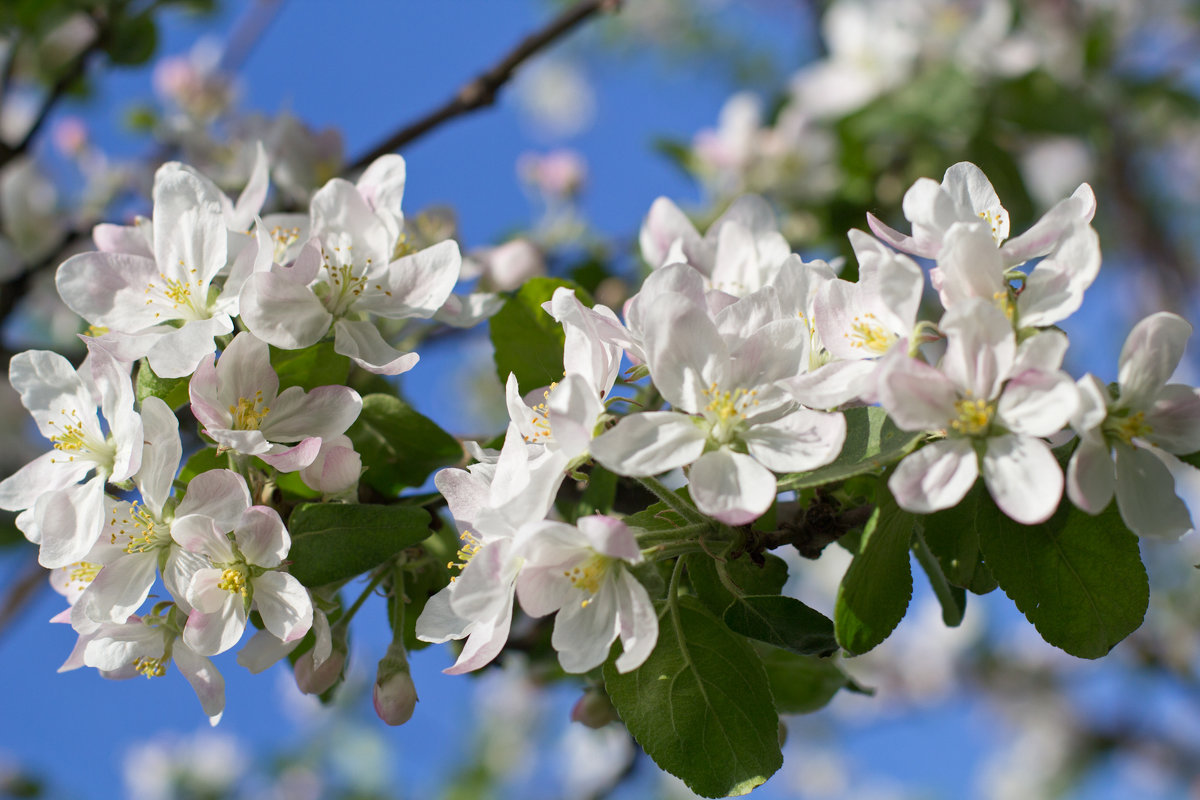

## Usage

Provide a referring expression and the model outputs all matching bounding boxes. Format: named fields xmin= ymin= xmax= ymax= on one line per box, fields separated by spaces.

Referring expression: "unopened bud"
xmin=294 ymin=646 xmax=346 ymax=696
xmin=570 ymin=686 xmax=618 ymax=729
xmin=373 ymin=641 xmax=418 ymax=725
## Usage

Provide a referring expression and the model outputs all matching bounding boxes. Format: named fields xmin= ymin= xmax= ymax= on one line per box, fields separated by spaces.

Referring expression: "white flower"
xmin=0 ymin=348 xmax=141 ymax=568
xmin=515 ymin=515 xmax=657 ymax=673
xmin=879 ymin=298 xmax=1078 ymax=524
xmin=1067 ymin=313 xmax=1200 ymax=537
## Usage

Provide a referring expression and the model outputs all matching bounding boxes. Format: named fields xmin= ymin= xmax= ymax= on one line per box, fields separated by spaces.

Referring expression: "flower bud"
xmin=294 ymin=646 xmax=346 ymax=696
xmin=570 ymin=686 xmax=618 ymax=729
xmin=373 ymin=642 xmax=418 ymax=726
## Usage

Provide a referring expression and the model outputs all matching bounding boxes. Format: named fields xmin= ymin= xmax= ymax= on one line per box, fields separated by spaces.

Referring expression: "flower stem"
xmin=635 ymin=475 xmax=708 ymax=525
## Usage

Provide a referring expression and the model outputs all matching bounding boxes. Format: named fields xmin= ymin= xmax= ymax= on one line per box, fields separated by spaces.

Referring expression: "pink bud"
xmin=294 ymin=647 xmax=346 ymax=696
xmin=373 ymin=642 xmax=418 ymax=726
xmin=570 ymin=687 xmax=618 ymax=729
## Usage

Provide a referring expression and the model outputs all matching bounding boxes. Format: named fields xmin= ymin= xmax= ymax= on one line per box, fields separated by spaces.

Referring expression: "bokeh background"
xmin=4 ymin=1 xmax=1200 ymax=797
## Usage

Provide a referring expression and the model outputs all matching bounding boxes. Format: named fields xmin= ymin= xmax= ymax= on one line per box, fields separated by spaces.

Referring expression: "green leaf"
xmin=179 ymin=447 xmax=223 ymax=485
xmin=106 ymin=11 xmax=158 ymax=66
xmin=489 ymin=277 xmax=588 ymax=391
xmin=270 ymin=343 xmax=351 ymax=392
xmin=604 ymin=597 xmax=782 ymax=797
xmin=685 ymin=552 xmax=788 ymax=618
xmin=976 ymin=498 xmax=1149 ymax=659
xmin=834 ymin=489 xmax=915 ymax=655
xmin=921 ymin=483 xmax=997 ymax=594
xmin=135 ymin=359 xmax=189 ymax=410
xmin=778 ymin=407 xmax=923 ymax=491
xmin=347 ymin=394 xmax=462 ymax=495
xmin=760 ymin=649 xmax=850 ymax=714
xmin=724 ymin=595 xmax=837 ymax=657
xmin=287 ymin=503 xmax=432 ymax=587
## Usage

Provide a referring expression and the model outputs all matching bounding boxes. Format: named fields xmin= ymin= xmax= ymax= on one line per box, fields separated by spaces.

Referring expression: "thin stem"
xmin=635 ymin=475 xmax=708 ymax=525
xmin=345 ymin=0 xmax=621 ymax=173
xmin=391 ymin=561 xmax=406 ymax=640
xmin=634 ymin=521 xmax=713 ymax=547
xmin=338 ymin=568 xmax=389 ymax=628
xmin=911 ymin=526 xmax=964 ymax=627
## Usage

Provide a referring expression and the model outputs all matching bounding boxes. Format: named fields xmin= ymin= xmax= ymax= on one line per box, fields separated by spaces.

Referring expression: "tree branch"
xmin=0 ymin=555 xmax=46 ymax=642
xmin=345 ymin=0 xmax=622 ymax=174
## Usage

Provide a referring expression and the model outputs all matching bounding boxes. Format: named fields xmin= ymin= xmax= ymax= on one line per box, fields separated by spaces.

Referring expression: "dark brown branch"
xmin=738 ymin=498 xmax=874 ymax=562
xmin=345 ymin=0 xmax=622 ymax=174
xmin=0 ymin=555 xmax=47 ymax=642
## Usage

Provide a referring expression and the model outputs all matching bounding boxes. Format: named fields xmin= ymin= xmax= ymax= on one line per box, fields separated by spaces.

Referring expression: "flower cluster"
xmin=5 ymin=149 xmax=463 ymax=723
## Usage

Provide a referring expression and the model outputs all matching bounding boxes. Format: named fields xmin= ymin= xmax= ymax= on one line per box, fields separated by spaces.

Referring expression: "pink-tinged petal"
xmin=626 ymin=263 xmax=708 ymax=341
xmin=175 ymin=469 xmax=250 ymax=529
xmin=433 ymin=467 xmax=493 ymax=533
xmin=576 ymin=515 xmax=640 ymax=562
xmin=299 ymin=437 xmax=361 ymax=495
xmin=1114 ymin=444 xmax=1193 ymax=538
xmin=982 ymin=434 xmax=1063 ymax=525
xmin=357 ymin=239 xmax=462 ymax=319
xmin=36 ymin=475 xmax=107 ymax=568
xmin=516 ymin=566 xmax=576 ymax=619
xmin=239 ymin=271 xmax=331 ymax=349
xmin=172 ymin=515 xmax=237 ymax=562
xmin=188 ymin=352 xmax=226 ymax=432
xmin=206 ymin=428 xmax=272 ymax=456
xmin=640 ymin=196 xmax=706 ymax=271
xmin=1017 ymin=223 xmax=1100 ymax=327
xmin=173 ymin=645 xmax=226 ymax=726
xmin=614 ymin=568 xmax=658 ymax=673
xmin=233 ymin=506 xmax=290 ymax=567
xmin=997 ymin=370 xmax=1077 ymax=438
xmin=688 ymin=449 xmax=777 ymax=525
xmin=942 ymin=162 xmax=1008 ymax=242
xmin=332 ymin=319 xmax=419 ymax=375
xmin=727 ymin=318 xmax=808 ymax=390
xmin=143 ymin=316 xmax=232 ymax=379
xmin=435 ymin=291 xmax=503 ymax=327
xmin=55 ymin=252 xmax=163 ymax=330
xmin=1067 ymin=433 xmax=1114 ymax=514
xmin=83 ymin=621 xmax=162 ymax=671
xmin=183 ymin=595 xmax=246 ymax=656
xmin=415 ymin=587 xmax=471 ymax=644
xmin=939 ymin=298 xmax=1015 ymax=401
xmin=237 ymin=628 xmax=298 ymax=674
xmin=784 ymin=360 xmax=879 ymax=409
xmin=443 ymin=596 xmax=513 ymax=675
xmin=137 ymin=396 xmax=181 ymax=515
xmin=888 ymin=439 xmax=978 ymax=515
xmin=865 ymin=212 xmax=925 ymax=257
xmin=552 ymin=582 xmax=619 ymax=673
xmin=78 ymin=553 xmax=157 ymax=624
xmin=262 ymin=385 xmax=362 ymax=441
xmin=877 ymin=353 xmax=959 ymax=431
xmin=229 ymin=142 xmax=269 ymax=232
xmin=642 ymin=293 xmax=727 ymax=413
xmin=93 ymin=220 xmax=153 ymax=257
xmin=902 ymin=177 xmax=958 ymax=255
xmin=356 ymin=153 xmax=407 ymax=243
xmin=1001 ymin=183 xmax=1096 ymax=266
xmin=1118 ymin=312 xmax=1191 ymax=410
xmin=590 ymin=412 xmax=708 ymax=477
xmin=215 ymin=332 xmax=278 ymax=410
xmin=258 ymin=438 xmax=322 ymax=472
xmin=933 ymin=223 xmax=1006 ymax=309
xmin=0 ymin=451 xmax=89 ymax=511
xmin=253 ymin=571 xmax=312 ymax=642
xmin=1145 ymin=384 xmax=1200 ymax=453
xmin=744 ymin=407 xmax=846 ymax=473
xmin=1072 ymin=374 xmax=1110 ymax=433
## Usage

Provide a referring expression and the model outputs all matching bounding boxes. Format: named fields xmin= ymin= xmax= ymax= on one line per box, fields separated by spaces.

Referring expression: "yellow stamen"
xmin=950 ymin=396 xmax=995 ymax=437
xmin=844 ymin=312 xmax=897 ymax=354
xmin=229 ymin=390 xmax=270 ymax=430
xmin=447 ymin=531 xmax=483 ymax=582
xmin=218 ymin=566 xmax=249 ymax=596
xmin=133 ymin=655 xmax=167 ymax=678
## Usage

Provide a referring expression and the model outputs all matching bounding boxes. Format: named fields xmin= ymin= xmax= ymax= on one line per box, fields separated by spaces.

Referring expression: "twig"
xmin=217 ymin=0 xmax=286 ymax=74
xmin=0 ymin=555 xmax=46 ymax=642
xmin=345 ymin=0 xmax=622 ymax=174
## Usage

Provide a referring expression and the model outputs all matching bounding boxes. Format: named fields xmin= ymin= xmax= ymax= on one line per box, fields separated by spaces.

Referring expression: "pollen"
xmin=447 ymin=531 xmax=483 ymax=582
xmin=703 ymin=383 xmax=759 ymax=422
xmin=950 ymin=396 xmax=995 ymax=437
xmin=229 ymin=390 xmax=270 ymax=430
xmin=524 ymin=381 xmax=559 ymax=442
xmin=133 ymin=655 xmax=168 ymax=678
xmin=115 ymin=501 xmax=160 ymax=554
xmin=65 ymin=561 xmax=102 ymax=589
xmin=844 ymin=313 xmax=896 ymax=354
xmin=1107 ymin=410 xmax=1153 ymax=446
xmin=563 ymin=554 xmax=612 ymax=607
xmin=218 ymin=566 xmax=250 ymax=596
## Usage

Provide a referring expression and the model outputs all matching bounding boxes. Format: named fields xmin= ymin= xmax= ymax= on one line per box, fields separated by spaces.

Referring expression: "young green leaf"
xmin=723 ymin=595 xmax=838 ymax=657
xmin=760 ymin=649 xmax=851 ymax=714
xmin=603 ymin=596 xmax=783 ymax=798
xmin=489 ymin=277 xmax=589 ymax=391
xmin=287 ymin=503 xmax=432 ymax=587
xmin=977 ymin=498 xmax=1149 ymax=659
xmin=270 ymin=342 xmax=351 ymax=392
xmin=347 ymin=394 xmax=462 ymax=495
xmin=834 ymin=489 xmax=915 ymax=655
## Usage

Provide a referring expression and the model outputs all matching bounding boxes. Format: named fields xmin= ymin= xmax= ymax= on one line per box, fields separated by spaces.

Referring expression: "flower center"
xmin=844 ymin=313 xmax=896 ymax=355
xmin=133 ymin=655 xmax=168 ymax=678
xmin=321 ymin=238 xmax=372 ymax=315
xmin=143 ymin=262 xmax=207 ymax=321
xmin=64 ymin=561 xmax=101 ymax=591
xmin=229 ymin=391 xmax=270 ymax=430
xmin=46 ymin=407 xmax=113 ymax=467
xmin=111 ymin=501 xmax=164 ymax=554
xmin=950 ymin=396 xmax=995 ymax=437
xmin=218 ymin=565 xmax=250 ymax=596
xmin=977 ymin=209 xmax=1006 ymax=244
xmin=564 ymin=554 xmax=612 ymax=607
xmin=525 ymin=381 xmax=559 ymax=443
xmin=1106 ymin=410 xmax=1153 ymax=446
xmin=269 ymin=225 xmax=302 ymax=262
xmin=702 ymin=383 xmax=758 ymax=443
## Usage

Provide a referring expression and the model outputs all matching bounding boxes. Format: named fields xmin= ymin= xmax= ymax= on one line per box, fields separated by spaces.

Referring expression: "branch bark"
xmin=345 ymin=0 xmax=622 ymax=174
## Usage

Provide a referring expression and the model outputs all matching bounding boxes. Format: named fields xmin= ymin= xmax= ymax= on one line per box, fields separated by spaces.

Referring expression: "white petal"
xmin=589 ymin=412 xmax=707 ymax=476
xmin=688 ymin=449 xmax=777 ymax=525
xmin=888 ymin=439 xmax=978 ymax=515
xmin=1066 ymin=433 xmax=1114 ymax=514
xmin=743 ymin=407 xmax=846 ymax=473
xmin=333 ymin=319 xmax=419 ymax=375
xmin=1115 ymin=443 xmax=1193 ymax=538
xmin=1118 ymin=312 xmax=1191 ymax=410
xmin=253 ymin=571 xmax=312 ymax=642
xmin=982 ymin=434 xmax=1063 ymax=525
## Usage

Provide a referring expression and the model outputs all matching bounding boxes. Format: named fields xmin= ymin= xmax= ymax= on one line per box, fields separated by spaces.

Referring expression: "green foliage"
xmin=778 ymin=407 xmax=923 ymax=491
xmin=488 ymin=277 xmax=589 ymax=391
xmin=760 ymin=649 xmax=853 ymax=714
xmin=604 ymin=596 xmax=782 ymax=798
xmin=347 ymin=394 xmax=462 ymax=496
xmin=135 ymin=359 xmax=189 ymax=410
xmin=977 ymin=498 xmax=1149 ymax=659
xmin=104 ymin=10 xmax=157 ymax=66
xmin=834 ymin=488 xmax=915 ymax=655
xmin=270 ymin=343 xmax=351 ymax=392
xmin=921 ymin=483 xmax=998 ymax=595
xmin=724 ymin=595 xmax=838 ymax=657
xmin=685 ymin=551 xmax=788 ymax=618
xmin=286 ymin=503 xmax=432 ymax=588
xmin=178 ymin=446 xmax=223 ymax=485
